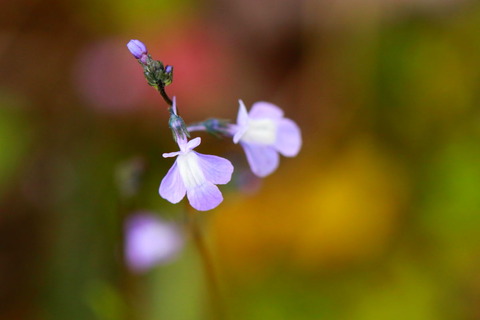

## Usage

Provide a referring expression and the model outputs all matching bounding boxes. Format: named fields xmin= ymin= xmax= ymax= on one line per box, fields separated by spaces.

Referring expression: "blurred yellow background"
xmin=1 ymin=0 xmax=480 ymax=319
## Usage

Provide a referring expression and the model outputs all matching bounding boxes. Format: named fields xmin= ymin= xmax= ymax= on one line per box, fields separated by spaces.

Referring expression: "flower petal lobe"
xmin=159 ymin=162 xmax=186 ymax=203
xmin=275 ymin=118 xmax=302 ymax=157
xmin=187 ymin=182 xmax=223 ymax=211
xmin=241 ymin=143 xmax=279 ymax=177
xmin=196 ymin=152 xmax=234 ymax=185
xmin=249 ymin=101 xmax=284 ymax=119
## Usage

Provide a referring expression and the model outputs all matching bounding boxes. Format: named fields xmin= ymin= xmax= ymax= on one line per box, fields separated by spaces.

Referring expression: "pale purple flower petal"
xmin=196 ymin=153 xmax=234 ymax=185
xmin=159 ymin=162 xmax=186 ymax=204
xmin=186 ymin=137 xmax=201 ymax=151
xmin=275 ymin=118 xmax=302 ymax=157
xmin=249 ymin=101 xmax=284 ymax=119
xmin=233 ymin=125 xmax=246 ymax=144
xmin=186 ymin=182 xmax=223 ymax=211
xmin=233 ymin=101 xmax=249 ymax=143
xmin=125 ymin=213 xmax=183 ymax=273
xmin=163 ymin=151 xmax=181 ymax=158
xmin=237 ymin=100 xmax=249 ymax=126
xmin=241 ymin=142 xmax=279 ymax=177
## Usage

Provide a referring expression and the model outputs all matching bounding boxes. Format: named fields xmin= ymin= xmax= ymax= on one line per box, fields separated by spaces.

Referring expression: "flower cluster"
xmin=127 ymin=40 xmax=302 ymax=211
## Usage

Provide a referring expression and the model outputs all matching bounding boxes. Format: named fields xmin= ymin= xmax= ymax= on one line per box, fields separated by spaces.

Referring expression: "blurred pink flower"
xmin=73 ymin=38 xmax=150 ymax=113
xmin=148 ymin=23 xmax=235 ymax=117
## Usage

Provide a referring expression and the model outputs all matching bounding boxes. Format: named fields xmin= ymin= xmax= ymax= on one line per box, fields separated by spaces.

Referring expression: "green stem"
xmin=186 ymin=208 xmax=226 ymax=320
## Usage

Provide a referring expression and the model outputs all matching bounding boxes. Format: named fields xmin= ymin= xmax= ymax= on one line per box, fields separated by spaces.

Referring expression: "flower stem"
xmin=157 ymin=84 xmax=173 ymax=106
xmin=186 ymin=207 xmax=226 ymax=320
xmin=186 ymin=124 xmax=207 ymax=132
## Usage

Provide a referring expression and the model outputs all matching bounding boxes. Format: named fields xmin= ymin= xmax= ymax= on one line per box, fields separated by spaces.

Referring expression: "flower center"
xmin=177 ymin=151 xmax=205 ymax=189
xmin=241 ymin=118 xmax=277 ymax=145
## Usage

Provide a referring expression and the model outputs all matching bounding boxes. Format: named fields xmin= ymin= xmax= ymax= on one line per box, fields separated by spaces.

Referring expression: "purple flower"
xmin=125 ymin=212 xmax=183 ymax=273
xmin=160 ymin=99 xmax=234 ymax=211
xmin=127 ymin=39 xmax=148 ymax=64
xmin=232 ymin=100 xmax=302 ymax=177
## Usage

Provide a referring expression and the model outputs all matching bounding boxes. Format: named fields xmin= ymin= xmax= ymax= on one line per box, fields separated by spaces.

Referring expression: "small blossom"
xmin=231 ymin=100 xmax=302 ymax=177
xmin=127 ymin=39 xmax=148 ymax=64
xmin=160 ymin=99 xmax=234 ymax=211
xmin=125 ymin=212 xmax=183 ymax=273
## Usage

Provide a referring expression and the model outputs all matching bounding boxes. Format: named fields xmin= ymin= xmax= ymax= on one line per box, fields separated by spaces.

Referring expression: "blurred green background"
xmin=2 ymin=0 xmax=480 ymax=319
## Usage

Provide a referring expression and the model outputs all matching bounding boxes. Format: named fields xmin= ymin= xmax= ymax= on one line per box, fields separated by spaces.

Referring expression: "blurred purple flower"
xmin=231 ymin=100 xmax=302 ymax=177
xmin=127 ymin=39 xmax=148 ymax=64
xmin=125 ymin=212 xmax=183 ymax=273
xmin=234 ymin=166 xmax=263 ymax=195
xmin=160 ymin=99 xmax=234 ymax=211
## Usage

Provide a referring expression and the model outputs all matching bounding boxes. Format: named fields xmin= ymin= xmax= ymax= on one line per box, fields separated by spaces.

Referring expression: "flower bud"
xmin=169 ymin=113 xmax=189 ymax=144
xmin=127 ymin=40 xmax=148 ymax=63
xmin=161 ymin=65 xmax=174 ymax=86
xmin=169 ymin=97 xmax=190 ymax=143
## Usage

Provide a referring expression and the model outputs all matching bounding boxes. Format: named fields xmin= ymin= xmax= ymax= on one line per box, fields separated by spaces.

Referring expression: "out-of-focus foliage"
xmin=0 ymin=91 xmax=31 ymax=193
